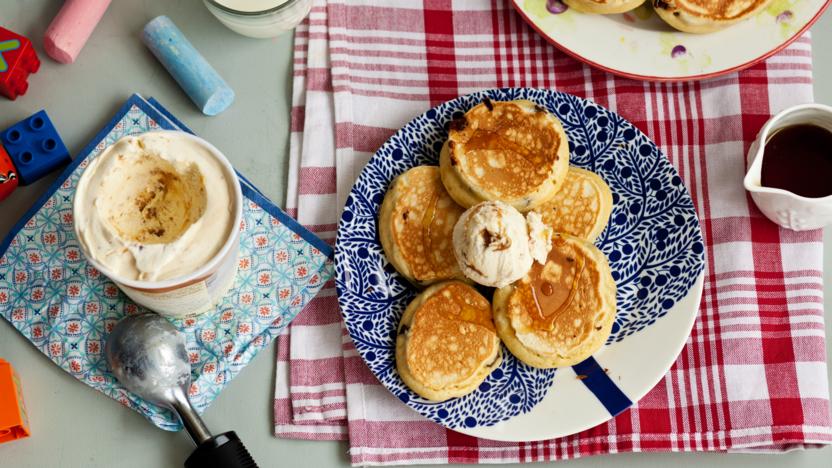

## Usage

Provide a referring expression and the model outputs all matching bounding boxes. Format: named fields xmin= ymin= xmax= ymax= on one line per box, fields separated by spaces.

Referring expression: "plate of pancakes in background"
xmin=512 ymin=0 xmax=830 ymax=81
xmin=336 ymin=88 xmax=705 ymax=441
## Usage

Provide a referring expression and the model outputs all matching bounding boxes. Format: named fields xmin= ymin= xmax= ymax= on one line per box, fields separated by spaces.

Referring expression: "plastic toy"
xmin=0 ymin=144 xmax=17 ymax=201
xmin=0 ymin=359 xmax=31 ymax=444
xmin=142 ymin=16 xmax=234 ymax=116
xmin=0 ymin=26 xmax=40 ymax=100
xmin=1 ymin=110 xmax=71 ymax=185
xmin=44 ymin=0 xmax=112 ymax=64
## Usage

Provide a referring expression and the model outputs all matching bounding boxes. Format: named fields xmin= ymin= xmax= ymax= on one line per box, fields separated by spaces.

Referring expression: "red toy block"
xmin=0 ymin=144 xmax=18 ymax=201
xmin=0 ymin=26 xmax=40 ymax=100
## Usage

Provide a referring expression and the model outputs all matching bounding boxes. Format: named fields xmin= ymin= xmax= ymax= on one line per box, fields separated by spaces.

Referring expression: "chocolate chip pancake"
xmin=396 ymin=281 xmax=502 ymax=401
xmin=531 ymin=167 xmax=613 ymax=243
xmin=493 ymin=234 xmax=616 ymax=368
xmin=439 ymin=99 xmax=570 ymax=212
xmin=379 ymin=166 xmax=466 ymax=286
xmin=653 ymin=0 xmax=774 ymax=33
xmin=564 ymin=0 xmax=646 ymax=14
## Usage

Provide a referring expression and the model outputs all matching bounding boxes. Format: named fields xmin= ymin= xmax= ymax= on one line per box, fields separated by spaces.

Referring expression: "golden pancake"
xmin=379 ymin=166 xmax=466 ymax=286
xmin=396 ymin=281 xmax=502 ymax=401
xmin=439 ymin=99 xmax=570 ymax=212
xmin=531 ymin=167 xmax=613 ymax=243
xmin=494 ymin=234 xmax=616 ymax=368
xmin=564 ymin=0 xmax=646 ymax=14
xmin=653 ymin=0 xmax=774 ymax=33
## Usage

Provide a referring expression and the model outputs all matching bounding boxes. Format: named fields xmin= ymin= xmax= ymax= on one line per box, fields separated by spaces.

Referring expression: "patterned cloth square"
xmin=275 ymin=0 xmax=831 ymax=465
xmin=0 ymin=94 xmax=333 ymax=430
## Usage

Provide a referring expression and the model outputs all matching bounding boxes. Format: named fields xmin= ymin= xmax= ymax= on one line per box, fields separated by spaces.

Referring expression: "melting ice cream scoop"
xmin=452 ymin=201 xmax=551 ymax=288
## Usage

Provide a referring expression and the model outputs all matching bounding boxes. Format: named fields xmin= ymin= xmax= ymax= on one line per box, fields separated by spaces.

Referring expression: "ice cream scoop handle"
xmin=172 ymin=390 xmax=212 ymax=446
xmin=184 ymin=431 xmax=258 ymax=468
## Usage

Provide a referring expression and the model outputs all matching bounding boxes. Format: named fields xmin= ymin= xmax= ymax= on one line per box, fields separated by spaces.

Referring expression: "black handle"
xmin=184 ymin=431 xmax=258 ymax=468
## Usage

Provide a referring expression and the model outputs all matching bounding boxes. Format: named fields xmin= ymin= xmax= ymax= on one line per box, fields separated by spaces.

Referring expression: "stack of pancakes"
xmin=380 ymin=99 xmax=617 ymax=402
xmin=564 ymin=0 xmax=773 ymax=33
xmin=652 ymin=0 xmax=774 ymax=33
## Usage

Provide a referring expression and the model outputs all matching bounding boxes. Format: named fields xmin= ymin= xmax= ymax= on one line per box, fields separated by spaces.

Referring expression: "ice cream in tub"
xmin=73 ymin=131 xmax=243 ymax=317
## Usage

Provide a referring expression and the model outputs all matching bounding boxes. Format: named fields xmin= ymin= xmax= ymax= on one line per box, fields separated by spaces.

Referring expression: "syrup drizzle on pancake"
xmin=421 ymin=192 xmax=441 ymax=266
xmin=450 ymin=102 xmax=561 ymax=200
xmin=528 ymin=248 xmax=586 ymax=331
xmin=412 ymin=283 xmax=495 ymax=332
xmin=390 ymin=167 xmax=463 ymax=282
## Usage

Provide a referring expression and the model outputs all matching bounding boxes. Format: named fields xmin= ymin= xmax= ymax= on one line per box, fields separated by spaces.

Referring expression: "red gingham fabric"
xmin=275 ymin=0 xmax=832 ymax=464
xmin=275 ymin=12 xmax=349 ymax=439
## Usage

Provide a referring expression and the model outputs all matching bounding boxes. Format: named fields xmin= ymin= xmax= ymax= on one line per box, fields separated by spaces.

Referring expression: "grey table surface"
xmin=0 ymin=1 xmax=830 ymax=467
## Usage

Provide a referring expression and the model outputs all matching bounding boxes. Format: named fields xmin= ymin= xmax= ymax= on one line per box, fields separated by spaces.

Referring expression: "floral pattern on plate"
xmin=336 ymin=88 xmax=704 ymax=429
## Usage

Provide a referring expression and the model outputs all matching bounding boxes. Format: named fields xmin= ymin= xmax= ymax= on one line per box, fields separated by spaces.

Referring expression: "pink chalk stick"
xmin=44 ymin=0 xmax=112 ymax=64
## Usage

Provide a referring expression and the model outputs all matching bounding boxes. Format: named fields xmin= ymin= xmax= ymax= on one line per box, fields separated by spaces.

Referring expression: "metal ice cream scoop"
xmin=105 ymin=313 xmax=258 ymax=468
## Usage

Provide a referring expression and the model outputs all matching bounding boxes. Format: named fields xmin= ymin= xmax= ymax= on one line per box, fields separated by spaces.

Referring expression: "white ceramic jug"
xmin=743 ymin=103 xmax=832 ymax=231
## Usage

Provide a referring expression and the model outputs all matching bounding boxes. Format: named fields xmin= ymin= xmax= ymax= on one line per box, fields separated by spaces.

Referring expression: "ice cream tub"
xmin=73 ymin=131 xmax=243 ymax=317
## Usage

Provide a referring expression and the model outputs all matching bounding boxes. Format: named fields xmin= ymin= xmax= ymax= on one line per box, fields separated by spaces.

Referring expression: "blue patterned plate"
xmin=336 ymin=88 xmax=705 ymax=441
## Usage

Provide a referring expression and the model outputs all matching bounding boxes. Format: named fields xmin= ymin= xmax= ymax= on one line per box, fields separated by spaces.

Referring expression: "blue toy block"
xmin=1 ymin=110 xmax=70 ymax=185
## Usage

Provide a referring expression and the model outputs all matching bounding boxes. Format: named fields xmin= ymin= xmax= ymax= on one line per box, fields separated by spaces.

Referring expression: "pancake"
xmin=439 ymin=99 xmax=570 ymax=212
xmin=564 ymin=0 xmax=646 ymax=14
xmin=653 ymin=0 xmax=774 ymax=33
xmin=379 ymin=166 xmax=466 ymax=286
xmin=396 ymin=281 xmax=502 ymax=401
xmin=531 ymin=167 xmax=613 ymax=243
xmin=493 ymin=234 xmax=616 ymax=368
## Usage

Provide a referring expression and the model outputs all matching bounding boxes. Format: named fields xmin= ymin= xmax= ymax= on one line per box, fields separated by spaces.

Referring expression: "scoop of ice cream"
xmin=453 ymin=201 xmax=535 ymax=288
xmin=526 ymin=211 xmax=552 ymax=265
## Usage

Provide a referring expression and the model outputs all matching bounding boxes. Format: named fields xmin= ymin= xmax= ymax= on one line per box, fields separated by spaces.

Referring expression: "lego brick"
xmin=0 ymin=144 xmax=18 ymax=201
xmin=0 ymin=359 xmax=31 ymax=444
xmin=1 ymin=110 xmax=71 ymax=185
xmin=0 ymin=26 xmax=40 ymax=100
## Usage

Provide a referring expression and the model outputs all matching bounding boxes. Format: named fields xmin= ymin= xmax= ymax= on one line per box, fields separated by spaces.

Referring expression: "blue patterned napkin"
xmin=0 ymin=94 xmax=334 ymax=430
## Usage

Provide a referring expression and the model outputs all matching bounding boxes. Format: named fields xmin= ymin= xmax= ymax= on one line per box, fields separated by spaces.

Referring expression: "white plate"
xmin=336 ymin=89 xmax=706 ymax=441
xmin=513 ymin=0 xmax=829 ymax=81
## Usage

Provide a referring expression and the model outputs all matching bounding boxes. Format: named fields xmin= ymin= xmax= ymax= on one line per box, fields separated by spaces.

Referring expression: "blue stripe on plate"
xmin=572 ymin=356 xmax=632 ymax=417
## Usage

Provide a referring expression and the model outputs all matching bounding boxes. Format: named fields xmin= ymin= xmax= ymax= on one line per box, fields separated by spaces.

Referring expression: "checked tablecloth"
xmin=274 ymin=0 xmax=831 ymax=465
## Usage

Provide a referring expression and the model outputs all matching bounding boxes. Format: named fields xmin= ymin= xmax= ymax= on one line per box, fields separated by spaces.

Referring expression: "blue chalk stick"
xmin=142 ymin=16 xmax=234 ymax=116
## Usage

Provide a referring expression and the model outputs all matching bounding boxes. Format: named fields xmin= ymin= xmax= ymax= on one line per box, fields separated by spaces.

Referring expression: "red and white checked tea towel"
xmin=275 ymin=0 xmax=832 ymax=464
xmin=275 ymin=8 xmax=348 ymax=439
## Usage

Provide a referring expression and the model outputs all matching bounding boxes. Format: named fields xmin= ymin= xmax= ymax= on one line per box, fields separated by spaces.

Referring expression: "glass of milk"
xmin=204 ymin=0 xmax=312 ymax=38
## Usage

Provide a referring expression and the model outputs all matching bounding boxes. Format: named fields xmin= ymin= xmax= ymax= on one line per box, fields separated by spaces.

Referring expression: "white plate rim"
xmin=511 ymin=0 xmax=831 ymax=82
xmin=459 ymin=272 xmax=704 ymax=441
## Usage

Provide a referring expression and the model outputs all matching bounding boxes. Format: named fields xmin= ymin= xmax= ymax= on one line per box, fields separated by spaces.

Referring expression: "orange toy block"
xmin=0 ymin=359 xmax=31 ymax=443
